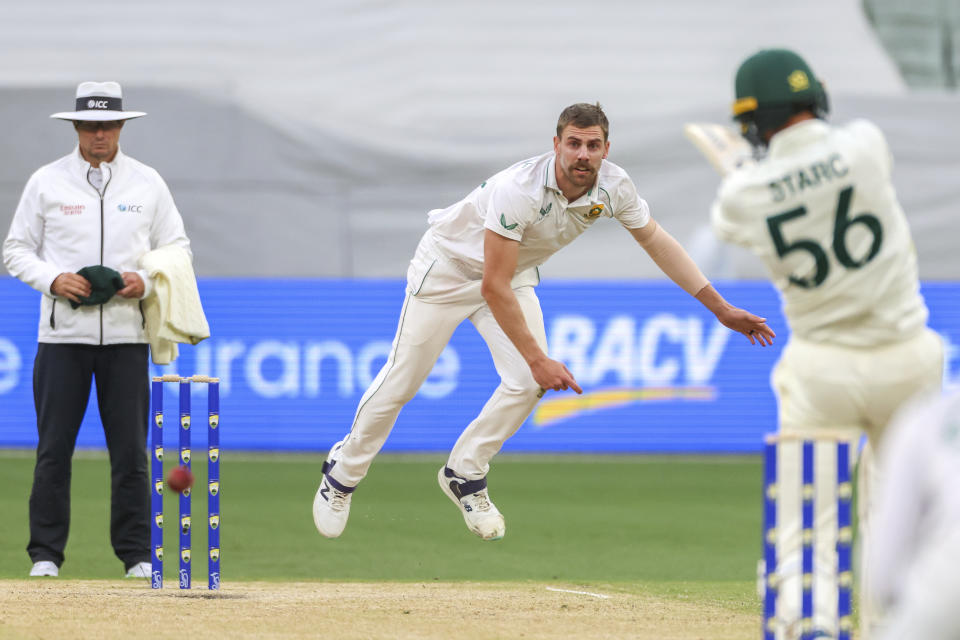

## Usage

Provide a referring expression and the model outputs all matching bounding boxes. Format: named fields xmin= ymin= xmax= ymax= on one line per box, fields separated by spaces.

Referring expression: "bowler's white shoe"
xmin=437 ymin=466 xmax=505 ymax=541
xmin=312 ymin=441 xmax=354 ymax=538
xmin=29 ymin=561 xmax=59 ymax=577
xmin=125 ymin=561 xmax=151 ymax=578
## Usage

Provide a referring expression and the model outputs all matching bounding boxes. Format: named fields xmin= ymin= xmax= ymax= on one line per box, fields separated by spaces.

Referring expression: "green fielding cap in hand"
xmin=71 ymin=265 xmax=125 ymax=309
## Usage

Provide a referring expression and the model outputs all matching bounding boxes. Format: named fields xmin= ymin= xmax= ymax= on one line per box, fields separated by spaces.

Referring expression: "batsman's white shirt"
xmin=712 ymin=119 xmax=926 ymax=348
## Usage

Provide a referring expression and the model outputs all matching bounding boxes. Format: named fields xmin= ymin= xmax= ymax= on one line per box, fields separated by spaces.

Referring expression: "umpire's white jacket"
xmin=3 ymin=146 xmax=191 ymax=345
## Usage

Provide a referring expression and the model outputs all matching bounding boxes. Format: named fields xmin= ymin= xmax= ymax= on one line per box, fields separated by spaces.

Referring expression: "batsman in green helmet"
xmin=732 ymin=48 xmax=830 ymax=148
xmin=685 ymin=48 xmax=943 ymax=640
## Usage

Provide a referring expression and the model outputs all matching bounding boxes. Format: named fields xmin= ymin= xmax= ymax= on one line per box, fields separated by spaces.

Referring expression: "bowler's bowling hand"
xmin=716 ymin=306 xmax=776 ymax=346
xmin=530 ymin=356 xmax=583 ymax=395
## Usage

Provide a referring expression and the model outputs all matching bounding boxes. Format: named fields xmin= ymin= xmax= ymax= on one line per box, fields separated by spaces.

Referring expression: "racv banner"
xmin=1 ymin=278 xmax=958 ymax=453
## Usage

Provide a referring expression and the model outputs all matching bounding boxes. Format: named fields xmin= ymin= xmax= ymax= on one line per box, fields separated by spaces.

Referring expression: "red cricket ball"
xmin=166 ymin=465 xmax=195 ymax=493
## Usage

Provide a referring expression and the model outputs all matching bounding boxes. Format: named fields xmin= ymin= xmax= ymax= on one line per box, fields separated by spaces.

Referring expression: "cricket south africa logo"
xmin=586 ymin=204 xmax=604 ymax=218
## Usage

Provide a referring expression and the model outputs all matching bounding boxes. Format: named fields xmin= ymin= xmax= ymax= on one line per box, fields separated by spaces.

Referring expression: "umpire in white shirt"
xmin=2 ymin=82 xmax=192 ymax=578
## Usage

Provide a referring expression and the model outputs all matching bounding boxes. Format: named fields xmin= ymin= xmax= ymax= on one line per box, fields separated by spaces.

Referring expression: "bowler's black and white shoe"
xmin=312 ymin=441 xmax=354 ymax=538
xmin=437 ymin=466 xmax=505 ymax=541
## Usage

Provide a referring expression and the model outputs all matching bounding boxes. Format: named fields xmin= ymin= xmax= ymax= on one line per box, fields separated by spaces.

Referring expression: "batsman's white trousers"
xmin=769 ymin=328 xmax=943 ymax=639
xmin=329 ymin=231 xmax=545 ymax=487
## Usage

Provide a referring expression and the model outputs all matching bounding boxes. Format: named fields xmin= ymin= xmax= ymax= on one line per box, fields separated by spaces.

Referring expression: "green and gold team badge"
xmin=586 ymin=204 xmax=605 ymax=219
xmin=209 ymin=548 xmax=220 ymax=562
xmin=154 ymin=445 xmax=163 ymax=461
xmin=155 ymin=480 xmax=164 ymax=495
xmin=788 ymin=70 xmax=810 ymax=92
xmin=209 ymin=447 xmax=220 ymax=463
xmin=209 ymin=414 xmax=219 ymax=429
xmin=180 ymin=449 xmax=191 ymax=464
xmin=154 ymin=546 xmax=164 ymax=561
xmin=209 ymin=514 xmax=220 ymax=530
xmin=181 ymin=515 xmax=191 ymax=533
xmin=155 ymin=513 xmax=164 ymax=528
xmin=209 ymin=481 xmax=220 ymax=496
xmin=181 ymin=415 xmax=190 ymax=430
xmin=154 ymin=414 xmax=163 ymax=428
xmin=181 ymin=549 xmax=191 ymax=564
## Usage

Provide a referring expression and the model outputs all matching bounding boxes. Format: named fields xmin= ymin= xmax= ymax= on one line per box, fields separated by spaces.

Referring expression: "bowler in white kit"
xmin=313 ymin=103 xmax=775 ymax=542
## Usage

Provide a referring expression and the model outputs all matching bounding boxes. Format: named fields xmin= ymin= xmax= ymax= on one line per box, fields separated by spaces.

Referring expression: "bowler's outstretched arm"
xmin=629 ymin=219 xmax=775 ymax=346
xmin=481 ymin=229 xmax=582 ymax=393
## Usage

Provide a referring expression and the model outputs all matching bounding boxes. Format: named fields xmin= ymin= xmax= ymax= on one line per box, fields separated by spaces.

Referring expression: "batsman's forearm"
xmin=482 ymin=284 xmax=547 ymax=366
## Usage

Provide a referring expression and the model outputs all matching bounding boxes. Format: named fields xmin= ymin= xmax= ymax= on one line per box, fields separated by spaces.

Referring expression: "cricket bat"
xmin=683 ymin=122 xmax=755 ymax=177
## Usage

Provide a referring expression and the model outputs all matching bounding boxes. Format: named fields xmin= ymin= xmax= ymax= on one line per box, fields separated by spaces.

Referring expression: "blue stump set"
xmin=762 ymin=434 xmax=853 ymax=640
xmin=150 ymin=374 xmax=221 ymax=590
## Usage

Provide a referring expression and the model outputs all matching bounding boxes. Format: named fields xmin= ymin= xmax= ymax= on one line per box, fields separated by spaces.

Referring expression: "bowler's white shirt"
xmin=428 ymin=152 xmax=650 ymax=276
xmin=711 ymin=119 xmax=927 ymax=347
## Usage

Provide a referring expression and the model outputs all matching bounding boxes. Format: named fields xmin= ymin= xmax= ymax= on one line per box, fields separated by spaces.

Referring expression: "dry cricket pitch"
xmin=0 ymin=580 xmax=756 ymax=639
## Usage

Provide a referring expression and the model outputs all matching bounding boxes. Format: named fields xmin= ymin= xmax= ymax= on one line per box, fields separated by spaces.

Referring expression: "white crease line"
xmin=545 ymin=587 xmax=611 ymax=599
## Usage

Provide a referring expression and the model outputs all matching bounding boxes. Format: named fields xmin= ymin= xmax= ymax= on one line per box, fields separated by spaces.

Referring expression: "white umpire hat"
xmin=50 ymin=81 xmax=146 ymax=121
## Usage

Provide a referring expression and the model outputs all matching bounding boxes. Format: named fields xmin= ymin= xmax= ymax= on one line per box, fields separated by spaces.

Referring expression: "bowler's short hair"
xmin=556 ymin=103 xmax=609 ymax=141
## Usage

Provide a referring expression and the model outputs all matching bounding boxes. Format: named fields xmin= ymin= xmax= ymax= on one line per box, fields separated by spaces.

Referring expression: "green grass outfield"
xmin=0 ymin=450 xmax=761 ymax=610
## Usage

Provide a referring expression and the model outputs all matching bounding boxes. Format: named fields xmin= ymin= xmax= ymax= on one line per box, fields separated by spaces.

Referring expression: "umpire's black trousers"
xmin=28 ymin=343 xmax=150 ymax=570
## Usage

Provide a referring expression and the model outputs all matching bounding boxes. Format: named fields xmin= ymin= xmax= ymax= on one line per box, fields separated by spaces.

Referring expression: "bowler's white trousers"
xmin=328 ymin=231 xmax=546 ymax=487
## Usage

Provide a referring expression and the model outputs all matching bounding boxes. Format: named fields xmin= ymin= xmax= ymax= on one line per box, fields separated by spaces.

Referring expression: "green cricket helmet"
xmin=732 ymin=48 xmax=829 ymax=147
